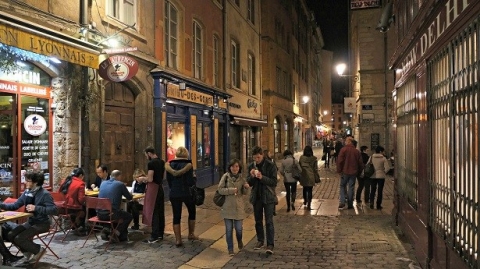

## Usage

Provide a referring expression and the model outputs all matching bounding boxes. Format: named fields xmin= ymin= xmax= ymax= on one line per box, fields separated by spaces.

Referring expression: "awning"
xmin=231 ymin=116 xmax=268 ymax=127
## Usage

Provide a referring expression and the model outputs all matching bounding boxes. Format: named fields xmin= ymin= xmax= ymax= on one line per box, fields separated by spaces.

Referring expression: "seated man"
xmin=0 ymin=170 xmax=57 ymax=265
xmin=59 ymin=167 xmax=86 ymax=235
xmin=127 ymin=169 xmax=147 ymax=230
xmin=0 ymin=222 xmax=23 ymax=265
xmin=97 ymin=170 xmax=133 ymax=242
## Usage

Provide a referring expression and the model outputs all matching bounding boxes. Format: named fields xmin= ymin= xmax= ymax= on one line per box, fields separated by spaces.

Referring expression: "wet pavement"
xmin=13 ymin=147 xmax=419 ymax=269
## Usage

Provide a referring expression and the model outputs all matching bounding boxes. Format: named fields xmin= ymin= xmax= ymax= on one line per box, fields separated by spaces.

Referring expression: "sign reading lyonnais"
xmin=167 ymin=84 xmax=214 ymax=106
xmin=0 ymin=79 xmax=50 ymax=98
xmin=0 ymin=24 xmax=99 ymax=68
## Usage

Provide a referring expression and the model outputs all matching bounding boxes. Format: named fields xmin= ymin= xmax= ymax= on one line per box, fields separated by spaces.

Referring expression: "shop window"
xmin=0 ymin=94 xmax=16 ymax=199
xmin=166 ymin=121 xmax=186 ymax=162
xmin=196 ymin=122 xmax=211 ymax=168
xmin=106 ymin=0 xmax=137 ymax=26
xmin=274 ymin=117 xmax=280 ymax=154
xmin=20 ymin=96 xmax=50 ymax=188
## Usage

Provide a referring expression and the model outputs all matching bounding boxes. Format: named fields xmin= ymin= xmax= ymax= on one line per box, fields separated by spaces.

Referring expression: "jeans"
xmin=8 ymin=222 xmax=50 ymax=255
xmin=170 ymin=196 xmax=196 ymax=224
xmin=284 ymin=182 xmax=297 ymax=204
xmin=224 ymin=219 xmax=243 ymax=251
xmin=340 ymin=174 xmax=356 ymax=206
xmin=370 ymin=178 xmax=385 ymax=207
xmin=355 ymin=177 xmax=371 ymax=202
xmin=151 ymin=190 xmax=165 ymax=238
xmin=98 ymin=210 xmax=133 ymax=241
xmin=302 ymin=186 xmax=313 ymax=204
xmin=253 ymin=202 xmax=275 ymax=247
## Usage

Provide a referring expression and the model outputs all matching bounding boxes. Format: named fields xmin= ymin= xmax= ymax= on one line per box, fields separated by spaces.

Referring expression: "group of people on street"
xmin=336 ymin=136 xmax=392 ymax=210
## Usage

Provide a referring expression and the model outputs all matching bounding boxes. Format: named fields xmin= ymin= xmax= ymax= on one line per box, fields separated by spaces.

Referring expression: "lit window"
xmin=164 ymin=2 xmax=178 ymax=69
xmin=106 ymin=0 xmax=136 ymax=25
xmin=193 ymin=21 xmax=203 ymax=79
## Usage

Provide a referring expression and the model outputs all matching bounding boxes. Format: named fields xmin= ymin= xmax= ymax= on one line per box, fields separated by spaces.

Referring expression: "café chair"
xmin=49 ymin=192 xmax=81 ymax=242
xmin=82 ymin=197 xmax=123 ymax=250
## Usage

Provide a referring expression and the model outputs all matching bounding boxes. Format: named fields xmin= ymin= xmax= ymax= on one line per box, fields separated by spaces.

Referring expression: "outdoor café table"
xmin=0 ymin=211 xmax=32 ymax=224
xmin=84 ymin=190 xmax=145 ymax=211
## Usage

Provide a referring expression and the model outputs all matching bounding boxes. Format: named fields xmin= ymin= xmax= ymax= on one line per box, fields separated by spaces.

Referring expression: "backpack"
xmin=290 ymin=158 xmax=302 ymax=180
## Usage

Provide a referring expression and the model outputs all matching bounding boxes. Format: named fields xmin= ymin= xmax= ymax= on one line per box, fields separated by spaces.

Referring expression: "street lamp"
xmin=302 ymin=96 xmax=310 ymax=104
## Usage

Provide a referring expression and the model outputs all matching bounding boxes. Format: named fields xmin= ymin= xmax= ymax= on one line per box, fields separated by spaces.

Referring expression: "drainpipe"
xmin=222 ymin=0 xmax=229 ymax=168
xmin=383 ymin=33 xmax=389 ymax=155
xmin=80 ymin=0 xmax=90 ymax=179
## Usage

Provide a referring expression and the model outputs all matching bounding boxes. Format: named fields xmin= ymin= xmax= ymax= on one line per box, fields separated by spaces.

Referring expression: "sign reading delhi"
xmin=98 ymin=55 xmax=139 ymax=82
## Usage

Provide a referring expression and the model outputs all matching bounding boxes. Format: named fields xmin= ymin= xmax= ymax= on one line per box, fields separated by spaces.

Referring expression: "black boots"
xmin=0 ymin=238 xmax=23 ymax=265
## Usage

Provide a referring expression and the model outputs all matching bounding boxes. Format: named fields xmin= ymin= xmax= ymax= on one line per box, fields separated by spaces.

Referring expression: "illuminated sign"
xmin=0 ymin=80 xmax=50 ymax=98
xmin=98 ymin=55 xmax=139 ymax=82
xmin=167 ymin=84 xmax=214 ymax=106
xmin=0 ymin=24 xmax=99 ymax=68
xmin=24 ymin=114 xmax=47 ymax=136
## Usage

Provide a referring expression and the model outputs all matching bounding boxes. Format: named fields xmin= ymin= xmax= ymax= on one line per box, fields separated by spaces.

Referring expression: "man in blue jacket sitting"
xmin=0 ymin=170 xmax=57 ymax=266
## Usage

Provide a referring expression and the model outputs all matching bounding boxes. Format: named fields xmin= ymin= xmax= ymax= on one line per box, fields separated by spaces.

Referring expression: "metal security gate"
xmin=428 ymin=17 xmax=480 ymax=268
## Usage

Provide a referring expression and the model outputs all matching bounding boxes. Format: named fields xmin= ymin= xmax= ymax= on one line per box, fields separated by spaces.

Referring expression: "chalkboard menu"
xmin=371 ymin=133 xmax=380 ymax=151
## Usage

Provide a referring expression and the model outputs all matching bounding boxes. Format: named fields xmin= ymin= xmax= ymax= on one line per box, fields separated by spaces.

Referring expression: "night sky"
xmin=306 ymin=0 xmax=349 ymax=103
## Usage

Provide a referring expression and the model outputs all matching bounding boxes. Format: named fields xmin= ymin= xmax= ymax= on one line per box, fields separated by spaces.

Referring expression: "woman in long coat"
xmin=299 ymin=145 xmax=318 ymax=210
xmin=218 ymin=159 xmax=250 ymax=256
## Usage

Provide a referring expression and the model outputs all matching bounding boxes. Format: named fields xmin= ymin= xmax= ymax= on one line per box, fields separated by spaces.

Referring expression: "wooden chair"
xmin=82 ymin=197 xmax=123 ymax=250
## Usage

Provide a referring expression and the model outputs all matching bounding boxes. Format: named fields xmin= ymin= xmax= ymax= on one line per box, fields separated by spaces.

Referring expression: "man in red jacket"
xmin=336 ymin=137 xmax=364 ymax=209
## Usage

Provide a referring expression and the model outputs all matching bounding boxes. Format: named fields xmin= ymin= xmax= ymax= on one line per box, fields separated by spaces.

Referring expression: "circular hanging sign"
xmin=98 ymin=55 xmax=139 ymax=82
xmin=24 ymin=114 xmax=47 ymax=136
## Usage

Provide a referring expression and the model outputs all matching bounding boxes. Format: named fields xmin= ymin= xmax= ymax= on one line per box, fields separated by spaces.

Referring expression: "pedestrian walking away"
xmin=336 ymin=137 xmax=364 ymax=209
xmin=299 ymin=146 xmax=319 ymax=210
xmin=369 ymin=145 xmax=392 ymax=210
xmin=355 ymin=146 xmax=371 ymax=205
xmin=247 ymin=146 xmax=277 ymax=255
xmin=279 ymin=149 xmax=301 ymax=212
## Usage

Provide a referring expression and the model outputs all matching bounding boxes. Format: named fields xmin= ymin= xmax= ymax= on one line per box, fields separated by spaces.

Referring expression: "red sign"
xmin=99 ymin=55 xmax=139 ymax=82
xmin=0 ymin=80 xmax=50 ymax=98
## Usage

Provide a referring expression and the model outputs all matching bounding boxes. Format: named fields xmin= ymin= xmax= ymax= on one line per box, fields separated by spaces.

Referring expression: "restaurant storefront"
xmin=0 ymin=64 xmax=52 ymax=199
xmin=390 ymin=0 xmax=480 ymax=268
xmin=0 ymin=14 xmax=100 ymax=196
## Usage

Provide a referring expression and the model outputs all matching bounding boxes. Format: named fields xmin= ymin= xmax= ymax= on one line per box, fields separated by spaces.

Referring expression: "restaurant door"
xmin=0 ymin=93 xmax=17 ymax=199
xmin=103 ymin=83 xmax=135 ymax=185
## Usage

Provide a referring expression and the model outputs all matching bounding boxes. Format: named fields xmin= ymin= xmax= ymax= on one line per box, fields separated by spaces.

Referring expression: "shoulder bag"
xmin=213 ymin=178 xmax=228 ymax=207
xmin=290 ymin=158 xmax=302 ymax=181
xmin=362 ymin=157 xmax=375 ymax=178
xmin=186 ymin=176 xmax=205 ymax=206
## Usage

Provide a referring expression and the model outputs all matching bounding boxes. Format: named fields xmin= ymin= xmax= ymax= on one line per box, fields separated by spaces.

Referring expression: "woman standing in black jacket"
xmin=355 ymin=146 xmax=371 ymax=204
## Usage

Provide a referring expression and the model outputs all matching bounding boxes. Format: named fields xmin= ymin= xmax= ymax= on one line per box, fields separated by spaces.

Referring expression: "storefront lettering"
xmin=0 ymin=25 xmax=98 ymax=68
xmin=247 ymin=99 xmax=258 ymax=109
xmin=350 ymin=0 xmax=381 ymax=9
xmin=167 ymin=85 xmax=214 ymax=106
xmin=0 ymin=80 xmax=50 ymax=97
xmin=400 ymin=0 xmax=471 ymax=73
xmin=0 ymin=82 xmax=17 ymax=92
xmin=229 ymin=102 xmax=241 ymax=109
xmin=0 ymin=163 xmax=12 ymax=169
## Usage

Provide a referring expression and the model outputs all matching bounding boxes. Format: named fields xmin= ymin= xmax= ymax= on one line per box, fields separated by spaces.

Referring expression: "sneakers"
xmin=29 ymin=247 xmax=46 ymax=263
xmin=338 ymin=203 xmax=346 ymax=210
xmin=228 ymin=250 xmax=234 ymax=256
xmin=265 ymin=245 xmax=274 ymax=255
xmin=253 ymin=241 xmax=264 ymax=250
xmin=238 ymin=241 xmax=244 ymax=250
xmin=142 ymin=237 xmax=161 ymax=244
xmin=130 ymin=224 xmax=140 ymax=230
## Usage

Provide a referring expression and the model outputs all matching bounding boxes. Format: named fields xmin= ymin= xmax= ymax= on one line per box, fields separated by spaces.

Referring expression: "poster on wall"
xmin=344 ymin=97 xmax=356 ymax=114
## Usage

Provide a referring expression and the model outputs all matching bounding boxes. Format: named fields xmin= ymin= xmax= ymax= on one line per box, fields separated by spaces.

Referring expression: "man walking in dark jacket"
xmin=336 ymin=137 xmax=364 ymax=209
xmin=247 ymin=146 xmax=277 ymax=255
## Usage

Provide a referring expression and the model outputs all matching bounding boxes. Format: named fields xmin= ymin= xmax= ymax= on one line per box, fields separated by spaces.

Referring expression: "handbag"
xmin=290 ymin=158 xmax=302 ymax=180
xmin=213 ymin=179 xmax=227 ymax=207
xmin=361 ymin=157 xmax=375 ymax=178
xmin=312 ymin=161 xmax=321 ymax=183
xmin=190 ymin=185 xmax=205 ymax=206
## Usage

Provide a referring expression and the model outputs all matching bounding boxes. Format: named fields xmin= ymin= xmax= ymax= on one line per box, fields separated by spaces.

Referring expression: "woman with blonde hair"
xmin=217 ymin=159 xmax=250 ymax=256
xmin=165 ymin=147 xmax=198 ymax=247
xmin=128 ymin=169 xmax=147 ymax=230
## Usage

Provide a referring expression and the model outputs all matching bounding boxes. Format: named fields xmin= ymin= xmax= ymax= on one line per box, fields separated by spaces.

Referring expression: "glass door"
xmin=0 ymin=93 xmax=16 ymax=199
